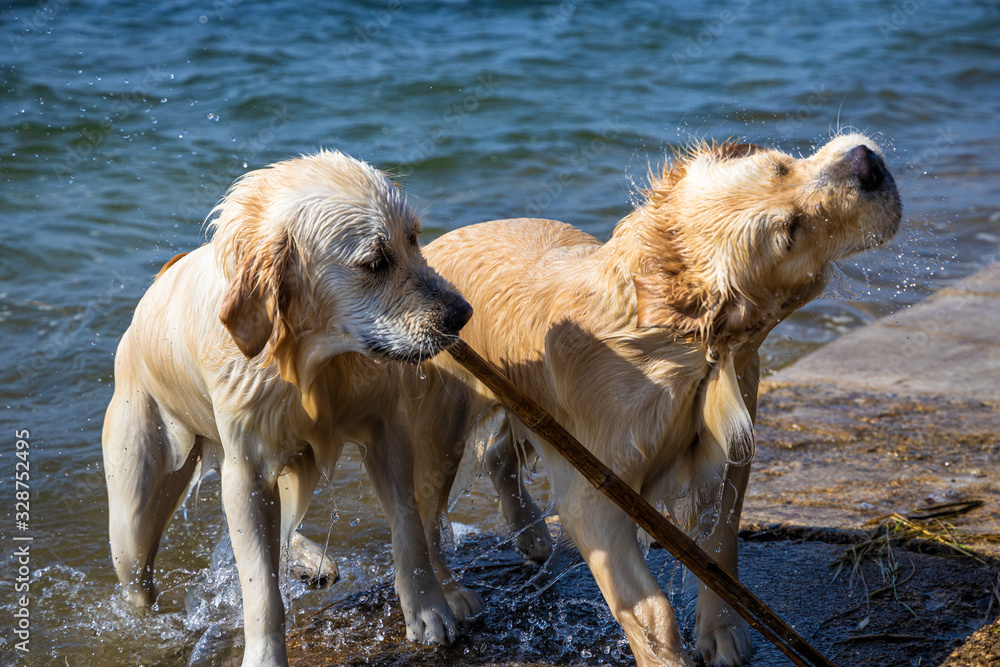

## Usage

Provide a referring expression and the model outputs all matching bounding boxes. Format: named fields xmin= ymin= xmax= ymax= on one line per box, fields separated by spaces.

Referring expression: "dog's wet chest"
xmin=306 ymin=367 xmax=399 ymax=439
xmin=544 ymin=336 xmax=707 ymax=472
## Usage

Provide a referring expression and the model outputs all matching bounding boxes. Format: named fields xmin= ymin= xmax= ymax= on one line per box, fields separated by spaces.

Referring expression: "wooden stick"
xmin=448 ymin=338 xmax=836 ymax=667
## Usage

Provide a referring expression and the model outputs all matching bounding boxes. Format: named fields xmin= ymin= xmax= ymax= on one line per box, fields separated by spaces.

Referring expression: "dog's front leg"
xmin=688 ymin=461 xmax=752 ymax=667
xmin=365 ymin=420 xmax=459 ymax=645
xmin=689 ymin=354 xmax=759 ymax=666
xmin=220 ymin=446 xmax=287 ymax=667
xmin=562 ymin=479 xmax=695 ymax=667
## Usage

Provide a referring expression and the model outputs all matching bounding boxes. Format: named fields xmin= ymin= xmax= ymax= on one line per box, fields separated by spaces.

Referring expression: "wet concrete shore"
xmin=750 ymin=260 xmax=1000 ymax=544
xmin=288 ymin=263 xmax=1000 ymax=666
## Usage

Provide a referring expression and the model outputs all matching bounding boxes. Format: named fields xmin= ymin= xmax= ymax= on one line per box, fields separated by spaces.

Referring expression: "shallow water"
xmin=1 ymin=1 xmax=999 ymax=664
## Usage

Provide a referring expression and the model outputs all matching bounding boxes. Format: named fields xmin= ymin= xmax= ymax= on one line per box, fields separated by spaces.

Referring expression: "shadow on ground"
xmin=283 ymin=381 xmax=1000 ymax=667
xmin=285 ymin=527 xmax=998 ymax=666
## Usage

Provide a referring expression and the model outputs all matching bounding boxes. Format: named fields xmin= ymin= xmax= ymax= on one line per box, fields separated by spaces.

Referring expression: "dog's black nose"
xmin=849 ymin=145 xmax=885 ymax=191
xmin=441 ymin=296 xmax=473 ymax=335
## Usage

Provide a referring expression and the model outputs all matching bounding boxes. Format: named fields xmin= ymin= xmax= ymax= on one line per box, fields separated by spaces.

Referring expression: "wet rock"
xmin=284 ymin=263 xmax=1000 ymax=666
xmin=286 ymin=530 xmax=999 ymax=666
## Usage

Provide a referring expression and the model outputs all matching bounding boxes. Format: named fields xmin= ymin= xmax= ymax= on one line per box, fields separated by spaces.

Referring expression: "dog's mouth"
xmin=863 ymin=217 xmax=900 ymax=250
xmin=362 ymin=333 xmax=458 ymax=364
xmin=842 ymin=207 xmax=902 ymax=257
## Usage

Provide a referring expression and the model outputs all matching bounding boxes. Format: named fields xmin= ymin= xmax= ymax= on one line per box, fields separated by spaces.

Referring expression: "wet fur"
xmin=403 ymin=134 xmax=901 ymax=666
xmin=102 ymin=150 xmax=470 ymax=667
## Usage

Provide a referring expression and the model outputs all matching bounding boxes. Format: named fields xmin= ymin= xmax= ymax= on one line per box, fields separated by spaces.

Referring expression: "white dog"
xmin=102 ymin=150 xmax=472 ymax=666
xmin=404 ymin=135 xmax=902 ymax=666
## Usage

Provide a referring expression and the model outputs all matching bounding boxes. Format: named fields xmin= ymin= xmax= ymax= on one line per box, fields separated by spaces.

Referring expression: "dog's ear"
xmin=699 ymin=353 xmax=755 ymax=467
xmin=218 ymin=232 xmax=331 ymax=422
xmin=219 ymin=235 xmax=297 ymax=360
xmin=634 ymin=273 xmax=719 ymax=335
xmin=220 ymin=263 xmax=273 ymax=359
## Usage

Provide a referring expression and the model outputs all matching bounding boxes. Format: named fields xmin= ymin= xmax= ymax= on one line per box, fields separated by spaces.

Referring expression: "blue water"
xmin=1 ymin=0 xmax=999 ymax=664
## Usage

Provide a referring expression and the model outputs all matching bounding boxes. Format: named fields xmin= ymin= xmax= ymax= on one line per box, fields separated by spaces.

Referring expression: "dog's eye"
xmin=361 ymin=244 xmax=394 ymax=275
xmin=365 ymin=254 xmax=391 ymax=274
xmin=784 ymin=214 xmax=805 ymax=252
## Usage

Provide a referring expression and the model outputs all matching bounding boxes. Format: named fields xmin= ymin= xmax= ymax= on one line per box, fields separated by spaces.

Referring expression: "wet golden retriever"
xmin=102 ymin=151 xmax=472 ymax=667
xmin=404 ymin=134 xmax=901 ymax=666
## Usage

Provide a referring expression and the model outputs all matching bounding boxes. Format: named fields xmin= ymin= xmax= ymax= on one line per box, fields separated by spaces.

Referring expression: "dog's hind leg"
xmin=102 ymin=389 xmax=201 ymax=608
xmin=276 ymin=448 xmax=340 ymax=587
xmin=484 ymin=417 xmax=553 ymax=564
xmin=366 ymin=418 xmax=460 ymax=644
xmin=410 ymin=399 xmax=485 ymax=622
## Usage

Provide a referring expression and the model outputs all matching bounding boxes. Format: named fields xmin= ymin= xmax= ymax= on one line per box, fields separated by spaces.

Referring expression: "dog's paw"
xmin=288 ymin=532 xmax=340 ymax=588
xmin=694 ymin=617 xmax=752 ymax=666
xmin=444 ymin=585 xmax=484 ymax=621
xmin=514 ymin=522 xmax=553 ymax=564
xmin=404 ymin=599 xmax=459 ymax=646
xmin=123 ymin=582 xmax=158 ymax=609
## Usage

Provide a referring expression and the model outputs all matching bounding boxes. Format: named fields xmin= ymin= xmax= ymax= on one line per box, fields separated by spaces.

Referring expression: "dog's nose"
xmin=849 ymin=145 xmax=885 ymax=191
xmin=441 ymin=296 xmax=473 ymax=335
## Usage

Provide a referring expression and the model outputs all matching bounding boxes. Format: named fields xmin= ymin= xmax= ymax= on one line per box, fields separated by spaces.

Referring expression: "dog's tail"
xmin=155 ymin=252 xmax=189 ymax=280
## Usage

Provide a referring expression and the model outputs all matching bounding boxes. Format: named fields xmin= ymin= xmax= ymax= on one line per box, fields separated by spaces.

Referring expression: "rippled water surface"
xmin=1 ymin=0 xmax=999 ymax=664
